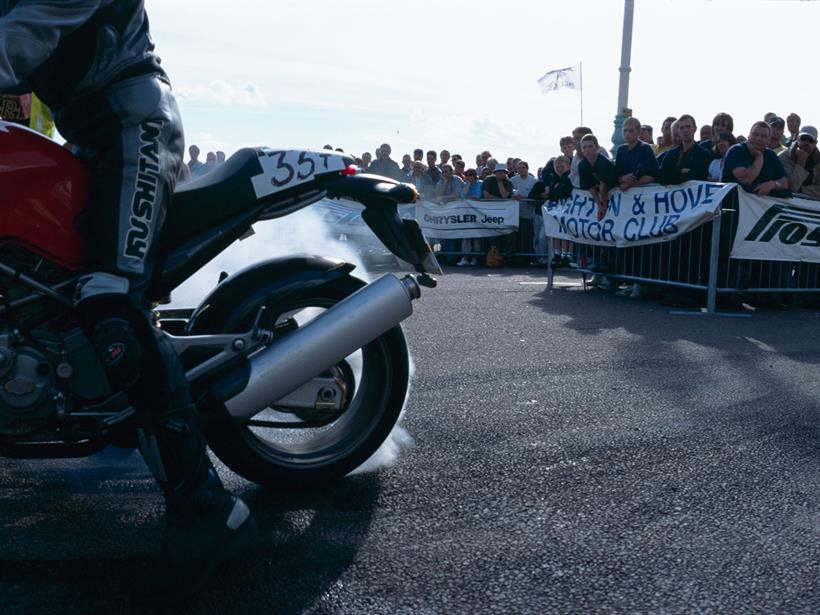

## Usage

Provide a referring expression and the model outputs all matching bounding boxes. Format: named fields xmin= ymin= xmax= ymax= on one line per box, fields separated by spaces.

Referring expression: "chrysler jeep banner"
xmin=541 ymin=181 xmax=735 ymax=247
xmin=731 ymin=192 xmax=820 ymax=263
xmin=415 ymin=199 xmax=519 ymax=238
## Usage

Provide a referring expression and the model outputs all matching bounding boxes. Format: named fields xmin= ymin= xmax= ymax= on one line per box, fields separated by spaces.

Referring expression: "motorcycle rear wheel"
xmin=204 ymin=275 xmax=410 ymax=487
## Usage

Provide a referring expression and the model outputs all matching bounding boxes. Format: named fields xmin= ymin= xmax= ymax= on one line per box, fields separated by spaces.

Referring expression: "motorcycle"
xmin=0 ymin=120 xmax=441 ymax=486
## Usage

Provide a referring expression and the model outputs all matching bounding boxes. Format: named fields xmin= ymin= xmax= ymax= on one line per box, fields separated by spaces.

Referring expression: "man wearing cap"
xmin=722 ymin=121 xmax=790 ymax=197
xmin=779 ymin=125 xmax=820 ymax=199
xmin=483 ymin=164 xmax=515 ymax=261
xmin=483 ymin=163 xmax=513 ymax=199
xmin=768 ymin=116 xmax=787 ymax=154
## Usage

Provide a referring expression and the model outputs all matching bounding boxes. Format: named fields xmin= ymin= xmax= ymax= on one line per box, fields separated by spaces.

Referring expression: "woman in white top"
xmin=708 ymin=132 xmax=737 ymax=182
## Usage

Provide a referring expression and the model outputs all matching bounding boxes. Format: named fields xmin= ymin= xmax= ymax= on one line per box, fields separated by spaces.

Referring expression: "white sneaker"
xmin=629 ymin=283 xmax=642 ymax=299
xmin=470 ymin=258 xmax=479 ymax=266
xmin=456 ymin=257 xmax=470 ymax=267
xmin=593 ymin=276 xmax=614 ymax=290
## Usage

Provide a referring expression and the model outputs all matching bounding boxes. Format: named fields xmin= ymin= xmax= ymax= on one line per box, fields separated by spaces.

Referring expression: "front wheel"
xmin=204 ymin=275 xmax=410 ymax=487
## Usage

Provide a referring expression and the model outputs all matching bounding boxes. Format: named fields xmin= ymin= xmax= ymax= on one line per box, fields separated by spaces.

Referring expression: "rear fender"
xmin=186 ymin=255 xmax=357 ymax=334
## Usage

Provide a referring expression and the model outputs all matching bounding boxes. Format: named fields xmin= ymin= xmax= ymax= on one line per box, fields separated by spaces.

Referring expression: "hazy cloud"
xmin=176 ymin=80 xmax=268 ymax=108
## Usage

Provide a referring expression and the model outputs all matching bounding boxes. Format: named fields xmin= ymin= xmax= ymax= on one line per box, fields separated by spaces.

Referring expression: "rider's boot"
xmin=132 ymin=402 xmax=257 ymax=606
xmin=75 ymin=293 xmax=256 ymax=604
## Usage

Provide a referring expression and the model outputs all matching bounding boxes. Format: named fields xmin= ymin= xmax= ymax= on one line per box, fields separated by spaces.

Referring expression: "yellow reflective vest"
xmin=29 ymin=94 xmax=55 ymax=138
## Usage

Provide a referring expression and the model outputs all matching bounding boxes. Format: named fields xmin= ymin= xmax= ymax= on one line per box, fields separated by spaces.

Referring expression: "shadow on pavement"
xmin=0 ymin=459 xmax=382 ymax=615
xmin=527 ymin=275 xmax=820 ymax=466
xmin=528 ymin=275 xmax=820 ymax=363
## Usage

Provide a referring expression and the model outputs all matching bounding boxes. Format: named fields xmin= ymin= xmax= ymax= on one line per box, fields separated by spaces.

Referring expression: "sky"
xmin=145 ymin=0 xmax=820 ymax=168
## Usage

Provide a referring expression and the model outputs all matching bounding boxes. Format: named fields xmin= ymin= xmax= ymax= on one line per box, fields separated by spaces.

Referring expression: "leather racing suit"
xmin=0 ymin=0 xmax=254 ymax=598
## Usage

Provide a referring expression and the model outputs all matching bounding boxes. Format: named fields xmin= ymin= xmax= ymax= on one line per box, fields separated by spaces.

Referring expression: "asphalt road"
xmin=1 ymin=268 xmax=819 ymax=614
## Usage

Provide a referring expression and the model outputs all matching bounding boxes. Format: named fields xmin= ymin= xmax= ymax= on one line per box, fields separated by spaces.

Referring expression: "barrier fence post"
xmin=670 ymin=206 xmax=749 ymax=317
xmin=706 ymin=213 xmax=721 ymax=315
xmin=547 ymin=236 xmax=554 ymax=290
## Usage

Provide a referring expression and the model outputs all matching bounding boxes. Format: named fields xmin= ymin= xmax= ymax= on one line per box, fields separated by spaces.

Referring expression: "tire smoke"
xmin=350 ymin=355 xmax=416 ymax=475
xmin=168 ymin=206 xmax=371 ymax=307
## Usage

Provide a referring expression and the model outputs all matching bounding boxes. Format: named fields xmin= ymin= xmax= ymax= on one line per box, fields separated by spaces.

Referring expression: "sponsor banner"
xmin=541 ymin=181 xmax=735 ymax=247
xmin=311 ymin=198 xmax=415 ymax=236
xmin=731 ymin=192 xmax=820 ymax=263
xmin=415 ymin=199 xmax=519 ymax=238
xmin=312 ymin=197 xmax=518 ymax=239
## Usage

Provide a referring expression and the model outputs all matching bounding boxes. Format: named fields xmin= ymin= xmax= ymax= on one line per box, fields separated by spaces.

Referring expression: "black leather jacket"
xmin=0 ymin=0 xmax=164 ymax=112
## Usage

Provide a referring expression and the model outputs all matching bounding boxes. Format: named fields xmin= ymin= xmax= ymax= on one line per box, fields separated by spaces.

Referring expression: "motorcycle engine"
xmin=0 ymin=245 xmax=117 ymax=437
xmin=0 ymin=333 xmax=57 ymax=435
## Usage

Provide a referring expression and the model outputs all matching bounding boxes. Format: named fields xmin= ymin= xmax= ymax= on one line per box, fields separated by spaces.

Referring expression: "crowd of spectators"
xmin=183 ymin=111 xmax=819 ymax=279
xmin=182 ymin=144 xmax=226 ymax=181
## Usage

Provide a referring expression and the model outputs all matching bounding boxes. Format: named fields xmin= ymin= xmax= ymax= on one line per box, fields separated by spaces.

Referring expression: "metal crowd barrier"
xmin=431 ymin=192 xmax=820 ymax=314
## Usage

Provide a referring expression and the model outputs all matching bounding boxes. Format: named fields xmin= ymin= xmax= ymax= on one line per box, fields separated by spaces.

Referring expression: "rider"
xmin=0 ymin=0 xmax=255 ymax=601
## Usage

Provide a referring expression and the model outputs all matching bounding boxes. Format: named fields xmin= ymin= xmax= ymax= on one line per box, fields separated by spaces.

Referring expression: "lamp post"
xmin=610 ymin=0 xmax=635 ymax=155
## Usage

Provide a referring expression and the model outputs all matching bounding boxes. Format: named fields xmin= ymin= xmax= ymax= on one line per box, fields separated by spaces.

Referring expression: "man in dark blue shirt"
xmin=659 ymin=114 xmax=712 ymax=184
xmin=615 ymin=117 xmax=659 ymax=191
xmin=578 ymin=134 xmax=617 ymax=220
xmin=722 ymin=121 xmax=791 ymax=197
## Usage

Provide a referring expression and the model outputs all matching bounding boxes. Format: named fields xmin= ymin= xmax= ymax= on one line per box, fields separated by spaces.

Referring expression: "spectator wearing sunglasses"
xmin=779 ymin=125 xmax=820 ymax=199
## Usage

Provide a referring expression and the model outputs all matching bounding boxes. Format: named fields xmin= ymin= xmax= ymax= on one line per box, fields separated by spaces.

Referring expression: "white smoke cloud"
xmin=168 ymin=206 xmax=370 ymax=307
xmin=349 ymin=354 xmax=416 ymax=475
xmin=176 ymin=80 xmax=268 ymax=109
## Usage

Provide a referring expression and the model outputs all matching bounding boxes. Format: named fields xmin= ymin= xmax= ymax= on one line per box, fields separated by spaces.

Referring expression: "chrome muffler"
xmin=222 ymin=273 xmax=420 ymax=419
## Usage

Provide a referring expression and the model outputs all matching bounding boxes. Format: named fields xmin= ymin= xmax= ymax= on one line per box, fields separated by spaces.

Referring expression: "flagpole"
xmin=579 ymin=61 xmax=584 ymax=126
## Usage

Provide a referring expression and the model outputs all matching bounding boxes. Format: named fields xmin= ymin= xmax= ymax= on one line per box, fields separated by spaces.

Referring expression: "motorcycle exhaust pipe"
xmin=220 ymin=273 xmax=420 ymax=419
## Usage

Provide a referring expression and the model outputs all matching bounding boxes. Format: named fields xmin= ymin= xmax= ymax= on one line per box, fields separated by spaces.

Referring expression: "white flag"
xmin=537 ymin=65 xmax=581 ymax=93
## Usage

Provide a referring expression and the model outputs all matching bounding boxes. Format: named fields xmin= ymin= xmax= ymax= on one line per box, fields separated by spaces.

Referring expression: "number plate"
xmin=251 ymin=149 xmax=347 ymax=199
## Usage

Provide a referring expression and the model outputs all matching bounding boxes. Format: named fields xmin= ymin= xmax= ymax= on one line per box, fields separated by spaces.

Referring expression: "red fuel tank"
xmin=0 ymin=120 xmax=88 ymax=269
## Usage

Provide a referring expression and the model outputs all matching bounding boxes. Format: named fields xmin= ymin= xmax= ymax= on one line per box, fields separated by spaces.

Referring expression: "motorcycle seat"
xmin=162 ymin=148 xmax=262 ymax=247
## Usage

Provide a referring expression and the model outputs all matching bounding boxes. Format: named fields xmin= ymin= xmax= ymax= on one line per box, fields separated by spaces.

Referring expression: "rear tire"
xmin=203 ymin=275 xmax=410 ymax=487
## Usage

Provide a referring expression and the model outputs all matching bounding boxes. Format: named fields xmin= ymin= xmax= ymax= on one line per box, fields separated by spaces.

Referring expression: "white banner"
xmin=415 ymin=199 xmax=519 ymax=238
xmin=541 ymin=181 xmax=736 ymax=247
xmin=731 ymin=192 xmax=820 ymax=263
